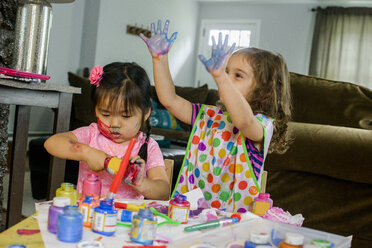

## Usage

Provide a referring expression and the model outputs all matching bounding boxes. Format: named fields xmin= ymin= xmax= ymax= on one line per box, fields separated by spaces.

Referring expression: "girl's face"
xmin=95 ymin=99 xmax=150 ymax=144
xmin=225 ymin=54 xmax=256 ymax=100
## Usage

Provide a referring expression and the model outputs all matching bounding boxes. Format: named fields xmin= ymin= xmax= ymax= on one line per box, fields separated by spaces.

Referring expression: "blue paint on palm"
xmin=140 ymin=19 xmax=178 ymax=56
xmin=198 ymin=32 xmax=236 ymax=72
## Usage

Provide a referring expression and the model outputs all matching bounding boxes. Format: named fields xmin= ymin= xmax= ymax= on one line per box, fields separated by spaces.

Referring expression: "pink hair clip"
xmin=89 ymin=65 xmax=103 ymax=87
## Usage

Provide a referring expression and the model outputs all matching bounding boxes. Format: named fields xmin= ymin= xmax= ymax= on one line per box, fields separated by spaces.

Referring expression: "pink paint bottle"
xmin=83 ymin=173 xmax=102 ymax=197
xmin=252 ymin=193 xmax=273 ymax=217
xmin=168 ymin=194 xmax=190 ymax=224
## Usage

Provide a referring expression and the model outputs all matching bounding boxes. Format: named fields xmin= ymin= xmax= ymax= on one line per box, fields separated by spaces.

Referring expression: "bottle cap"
xmin=53 ymin=196 xmax=70 ymax=207
xmin=87 ymin=173 xmax=99 ymax=181
xmin=61 ymin=182 xmax=74 ymax=191
xmin=258 ymin=193 xmax=270 ymax=199
xmin=250 ymin=232 xmax=270 ymax=244
xmin=284 ymin=232 xmax=304 ymax=245
xmin=311 ymin=239 xmax=332 ymax=248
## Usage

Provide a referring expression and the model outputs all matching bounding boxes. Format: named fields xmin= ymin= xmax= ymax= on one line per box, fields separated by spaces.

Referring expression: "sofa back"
xmin=290 ymin=72 xmax=372 ymax=130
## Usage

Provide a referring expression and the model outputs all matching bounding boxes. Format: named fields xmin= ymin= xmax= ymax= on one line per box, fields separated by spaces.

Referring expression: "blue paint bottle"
xmin=130 ymin=208 xmax=157 ymax=245
xmin=92 ymin=199 xmax=118 ymax=236
xmin=57 ymin=205 xmax=83 ymax=243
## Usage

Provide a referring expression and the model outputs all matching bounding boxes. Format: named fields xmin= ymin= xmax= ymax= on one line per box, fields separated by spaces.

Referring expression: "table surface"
xmin=0 ymin=215 xmax=44 ymax=248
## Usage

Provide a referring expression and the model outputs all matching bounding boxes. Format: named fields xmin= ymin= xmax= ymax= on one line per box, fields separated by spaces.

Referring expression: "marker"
xmin=184 ymin=217 xmax=239 ymax=232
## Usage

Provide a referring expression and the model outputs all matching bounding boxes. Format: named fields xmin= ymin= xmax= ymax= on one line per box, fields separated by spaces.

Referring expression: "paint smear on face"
xmin=96 ymin=116 xmax=113 ymax=140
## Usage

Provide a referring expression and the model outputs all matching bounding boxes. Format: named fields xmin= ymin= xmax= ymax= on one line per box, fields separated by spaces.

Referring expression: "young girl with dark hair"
xmin=44 ymin=62 xmax=170 ymax=200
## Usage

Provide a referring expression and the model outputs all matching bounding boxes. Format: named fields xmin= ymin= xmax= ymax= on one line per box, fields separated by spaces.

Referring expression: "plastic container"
xmin=79 ymin=195 xmax=99 ymax=227
xmin=252 ymin=193 xmax=273 ymax=217
xmin=92 ymin=199 xmax=118 ymax=236
xmin=47 ymin=196 xmax=70 ymax=233
xmin=167 ymin=218 xmax=351 ymax=248
xmin=168 ymin=194 xmax=190 ymax=224
xmin=57 ymin=205 xmax=83 ymax=243
xmin=82 ymin=173 xmax=102 ymax=197
xmin=130 ymin=208 xmax=158 ymax=245
xmin=279 ymin=233 xmax=304 ymax=248
xmin=56 ymin=183 xmax=77 ymax=205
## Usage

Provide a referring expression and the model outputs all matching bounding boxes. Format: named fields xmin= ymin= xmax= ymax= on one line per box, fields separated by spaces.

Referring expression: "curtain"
xmin=309 ymin=7 xmax=372 ymax=89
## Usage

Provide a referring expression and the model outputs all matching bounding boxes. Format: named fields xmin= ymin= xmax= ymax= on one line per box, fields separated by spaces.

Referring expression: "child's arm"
xmin=199 ymin=33 xmax=264 ymax=143
xmin=140 ymin=20 xmax=193 ymax=125
xmin=127 ymin=156 xmax=170 ymax=200
xmin=44 ymin=132 xmax=107 ymax=172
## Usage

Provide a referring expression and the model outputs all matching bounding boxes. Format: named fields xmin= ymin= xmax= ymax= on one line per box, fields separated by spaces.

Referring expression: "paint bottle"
xmin=123 ymin=161 xmax=144 ymax=185
xmin=7 ymin=245 xmax=27 ymax=248
xmin=244 ymin=232 xmax=271 ymax=248
xmin=57 ymin=205 xmax=83 ymax=243
xmin=83 ymin=173 xmax=102 ymax=197
xmin=47 ymin=196 xmax=70 ymax=234
xmin=278 ymin=233 xmax=304 ymax=248
xmin=130 ymin=208 xmax=157 ymax=245
xmin=168 ymin=194 xmax=190 ymax=224
xmin=79 ymin=195 xmax=99 ymax=227
xmin=56 ymin=182 xmax=77 ymax=205
xmin=252 ymin=193 xmax=273 ymax=217
xmin=117 ymin=209 xmax=135 ymax=222
xmin=92 ymin=199 xmax=118 ymax=236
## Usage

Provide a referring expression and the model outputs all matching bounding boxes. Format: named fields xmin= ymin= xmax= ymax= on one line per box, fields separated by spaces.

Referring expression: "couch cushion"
xmin=68 ymin=72 xmax=96 ymax=129
xmin=290 ymin=72 xmax=372 ymax=129
xmin=265 ymin=122 xmax=372 ymax=185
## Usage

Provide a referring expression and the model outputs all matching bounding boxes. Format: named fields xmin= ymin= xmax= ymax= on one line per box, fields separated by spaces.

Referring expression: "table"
xmin=0 ymin=214 xmax=44 ymax=248
xmin=0 ymin=79 xmax=81 ymax=228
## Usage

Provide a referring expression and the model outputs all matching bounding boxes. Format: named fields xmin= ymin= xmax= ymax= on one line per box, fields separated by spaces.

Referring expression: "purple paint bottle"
xmin=83 ymin=173 xmax=102 ymax=197
xmin=48 ymin=197 xmax=71 ymax=234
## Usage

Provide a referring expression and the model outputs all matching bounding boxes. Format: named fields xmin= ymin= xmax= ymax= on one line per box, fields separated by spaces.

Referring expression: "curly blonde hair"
xmin=233 ymin=48 xmax=292 ymax=154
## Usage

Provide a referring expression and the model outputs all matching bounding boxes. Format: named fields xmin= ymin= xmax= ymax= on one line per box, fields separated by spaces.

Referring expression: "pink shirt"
xmin=72 ymin=123 xmax=165 ymax=200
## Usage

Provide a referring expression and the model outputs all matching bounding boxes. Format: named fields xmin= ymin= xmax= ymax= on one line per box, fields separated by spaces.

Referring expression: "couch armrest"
xmin=265 ymin=121 xmax=372 ymax=184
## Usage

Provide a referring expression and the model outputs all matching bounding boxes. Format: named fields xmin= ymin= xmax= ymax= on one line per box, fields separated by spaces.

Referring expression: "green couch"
xmin=265 ymin=73 xmax=372 ymax=248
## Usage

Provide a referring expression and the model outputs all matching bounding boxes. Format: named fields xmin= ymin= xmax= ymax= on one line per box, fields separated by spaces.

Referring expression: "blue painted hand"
xmin=140 ymin=19 xmax=178 ymax=57
xmin=198 ymin=32 xmax=236 ymax=72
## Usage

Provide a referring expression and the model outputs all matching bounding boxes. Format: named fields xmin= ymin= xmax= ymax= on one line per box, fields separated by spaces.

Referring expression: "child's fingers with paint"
xmin=198 ymin=32 xmax=236 ymax=76
xmin=140 ymin=19 xmax=178 ymax=58
xmin=125 ymin=155 xmax=146 ymax=187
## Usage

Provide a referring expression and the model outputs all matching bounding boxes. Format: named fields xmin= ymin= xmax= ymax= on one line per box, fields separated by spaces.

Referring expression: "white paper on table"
xmin=183 ymin=188 xmax=204 ymax=210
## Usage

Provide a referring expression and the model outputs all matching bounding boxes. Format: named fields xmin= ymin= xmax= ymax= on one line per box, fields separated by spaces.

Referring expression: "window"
xmin=195 ymin=20 xmax=260 ymax=89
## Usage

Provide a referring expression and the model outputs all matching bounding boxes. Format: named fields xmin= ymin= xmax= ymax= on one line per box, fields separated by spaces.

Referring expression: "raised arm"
xmin=44 ymin=132 xmax=107 ymax=172
xmin=199 ymin=33 xmax=263 ymax=143
xmin=140 ymin=20 xmax=192 ymax=125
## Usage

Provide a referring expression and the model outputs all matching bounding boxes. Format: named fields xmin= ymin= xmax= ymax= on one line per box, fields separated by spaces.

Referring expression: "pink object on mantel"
xmin=82 ymin=173 xmax=102 ymax=197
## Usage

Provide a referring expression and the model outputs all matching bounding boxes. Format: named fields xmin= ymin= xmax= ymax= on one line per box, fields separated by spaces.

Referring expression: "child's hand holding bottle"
xmin=140 ymin=19 xmax=178 ymax=58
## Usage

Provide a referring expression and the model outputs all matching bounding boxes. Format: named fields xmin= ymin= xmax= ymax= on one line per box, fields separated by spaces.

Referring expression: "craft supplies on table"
xmin=34 ymin=198 xmax=351 ymax=248
xmin=129 ymin=208 xmax=158 ymax=245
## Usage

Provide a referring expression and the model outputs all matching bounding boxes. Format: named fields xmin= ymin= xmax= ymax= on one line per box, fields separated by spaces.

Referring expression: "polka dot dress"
xmin=176 ymin=105 xmax=272 ymax=213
